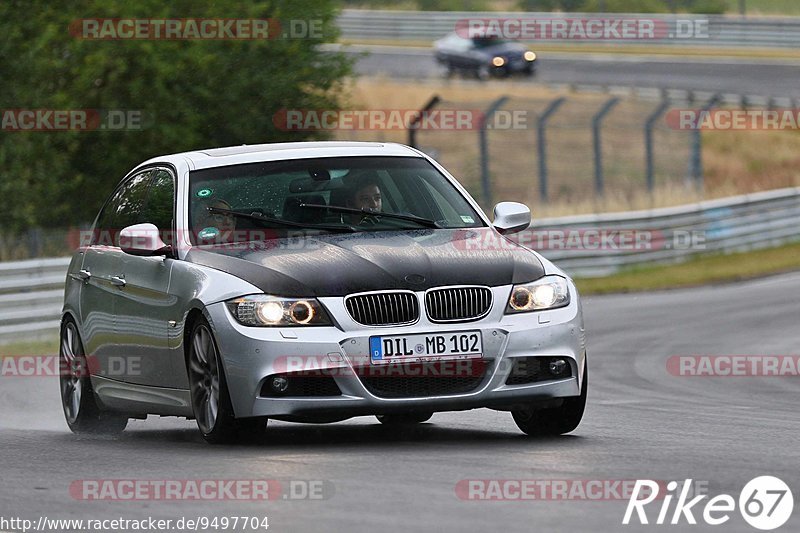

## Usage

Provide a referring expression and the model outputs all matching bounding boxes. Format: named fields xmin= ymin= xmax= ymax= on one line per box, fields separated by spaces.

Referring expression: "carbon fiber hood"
xmin=185 ymin=228 xmax=544 ymax=297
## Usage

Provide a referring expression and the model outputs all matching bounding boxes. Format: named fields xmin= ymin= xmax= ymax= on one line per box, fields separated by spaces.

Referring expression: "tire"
xmin=512 ymin=362 xmax=587 ymax=437
xmin=187 ymin=319 xmax=268 ymax=444
xmin=376 ymin=412 xmax=433 ymax=425
xmin=441 ymin=62 xmax=456 ymax=79
xmin=475 ymin=65 xmax=490 ymax=81
xmin=59 ymin=318 xmax=128 ymax=435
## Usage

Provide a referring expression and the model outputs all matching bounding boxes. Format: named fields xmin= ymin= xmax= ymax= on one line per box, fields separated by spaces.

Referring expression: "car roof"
xmin=138 ymin=141 xmax=423 ymax=172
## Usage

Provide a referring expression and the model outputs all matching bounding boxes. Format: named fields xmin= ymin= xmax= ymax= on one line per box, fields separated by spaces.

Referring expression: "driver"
xmin=194 ymin=199 xmax=236 ymax=243
xmin=344 ymin=173 xmax=383 ymax=225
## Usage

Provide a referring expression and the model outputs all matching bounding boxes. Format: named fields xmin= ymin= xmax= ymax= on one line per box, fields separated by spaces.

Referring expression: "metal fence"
xmin=1 ymin=186 xmax=798 ymax=343
xmin=409 ymin=91 xmax=704 ymax=210
xmin=338 ymin=9 xmax=800 ymax=49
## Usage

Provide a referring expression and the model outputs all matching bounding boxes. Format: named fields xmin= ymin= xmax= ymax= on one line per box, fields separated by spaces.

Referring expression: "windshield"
xmin=188 ymin=156 xmax=485 ymax=244
xmin=472 ymin=36 xmax=508 ymax=48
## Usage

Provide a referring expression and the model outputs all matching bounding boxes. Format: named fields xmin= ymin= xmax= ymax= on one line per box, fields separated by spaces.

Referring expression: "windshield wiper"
xmin=299 ymin=203 xmax=440 ymax=229
xmin=207 ymin=207 xmax=356 ymax=233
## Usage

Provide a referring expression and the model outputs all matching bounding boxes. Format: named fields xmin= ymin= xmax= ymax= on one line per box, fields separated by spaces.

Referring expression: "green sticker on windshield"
xmin=460 ymin=215 xmax=475 ymax=223
xmin=198 ymin=227 xmax=219 ymax=240
xmin=197 ymin=188 xmax=213 ymax=198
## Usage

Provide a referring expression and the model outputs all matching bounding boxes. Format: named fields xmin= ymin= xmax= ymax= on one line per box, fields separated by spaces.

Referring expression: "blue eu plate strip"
xmin=369 ymin=337 xmax=383 ymax=360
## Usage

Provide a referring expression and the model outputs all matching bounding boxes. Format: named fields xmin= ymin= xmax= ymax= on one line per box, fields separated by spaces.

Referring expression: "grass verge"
xmin=0 ymin=338 xmax=58 ymax=356
xmin=341 ymin=39 xmax=800 ymax=61
xmin=575 ymin=241 xmax=800 ymax=295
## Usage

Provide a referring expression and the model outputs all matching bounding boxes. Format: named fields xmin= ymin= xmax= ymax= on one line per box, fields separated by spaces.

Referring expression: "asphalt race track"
xmin=1 ymin=272 xmax=798 ymax=532
xmin=345 ymin=44 xmax=800 ymax=100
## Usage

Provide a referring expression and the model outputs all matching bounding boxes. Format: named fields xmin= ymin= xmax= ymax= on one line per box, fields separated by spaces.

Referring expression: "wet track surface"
xmin=346 ymin=45 xmax=800 ymax=100
xmin=1 ymin=272 xmax=798 ymax=532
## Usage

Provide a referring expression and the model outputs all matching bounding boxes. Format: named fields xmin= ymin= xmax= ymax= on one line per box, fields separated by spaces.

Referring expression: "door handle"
xmin=72 ymin=269 xmax=91 ymax=282
xmin=109 ymin=275 xmax=126 ymax=288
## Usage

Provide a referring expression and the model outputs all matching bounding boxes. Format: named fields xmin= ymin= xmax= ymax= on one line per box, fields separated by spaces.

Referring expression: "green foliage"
xmin=682 ymin=0 xmax=727 ymax=14
xmin=0 ymin=0 xmax=352 ymax=231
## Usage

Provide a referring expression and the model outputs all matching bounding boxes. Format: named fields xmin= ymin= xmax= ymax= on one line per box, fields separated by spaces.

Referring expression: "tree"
xmin=0 ymin=0 xmax=352 ymax=231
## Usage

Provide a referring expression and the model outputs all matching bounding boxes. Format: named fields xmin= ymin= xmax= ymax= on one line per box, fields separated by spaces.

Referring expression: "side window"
xmin=113 ymin=171 xmax=153 ymax=233
xmin=93 ymin=187 xmax=125 ymax=246
xmin=91 ymin=170 xmax=153 ymax=246
xmin=141 ymin=170 xmax=175 ymax=237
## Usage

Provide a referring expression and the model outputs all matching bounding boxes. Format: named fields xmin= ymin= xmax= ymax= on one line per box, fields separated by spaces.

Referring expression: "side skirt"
xmin=92 ymin=375 xmax=194 ymax=418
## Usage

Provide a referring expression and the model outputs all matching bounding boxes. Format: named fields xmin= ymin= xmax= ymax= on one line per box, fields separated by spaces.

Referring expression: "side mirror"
xmin=119 ymin=223 xmax=171 ymax=257
xmin=492 ymin=202 xmax=531 ymax=235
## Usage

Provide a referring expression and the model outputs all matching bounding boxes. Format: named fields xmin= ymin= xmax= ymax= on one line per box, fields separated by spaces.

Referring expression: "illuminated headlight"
xmin=492 ymin=56 xmax=506 ymax=67
xmin=226 ymin=295 xmax=331 ymax=327
xmin=524 ymin=51 xmax=537 ymax=62
xmin=506 ymin=276 xmax=570 ymax=313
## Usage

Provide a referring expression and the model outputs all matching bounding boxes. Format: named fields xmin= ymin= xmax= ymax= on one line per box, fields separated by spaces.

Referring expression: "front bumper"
xmin=494 ymin=58 xmax=536 ymax=75
xmin=206 ymin=283 xmax=586 ymax=419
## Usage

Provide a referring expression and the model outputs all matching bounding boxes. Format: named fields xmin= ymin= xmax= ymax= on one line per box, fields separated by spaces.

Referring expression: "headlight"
xmin=524 ymin=51 xmax=537 ymax=62
xmin=506 ymin=276 xmax=570 ymax=313
xmin=492 ymin=56 xmax=506 ymax=67
xmin=226 ymin=295 xmax=332 ymax=327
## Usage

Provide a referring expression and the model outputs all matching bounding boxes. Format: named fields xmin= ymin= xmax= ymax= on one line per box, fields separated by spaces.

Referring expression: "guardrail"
xmin=1 ymin=187 xmax=799 ymax=343
xmin=338 ymin=9 xmax=800 ymax=49
xmin=525 ymin=187 xmax=800 ymax=277
xmin=0 ymin=258 xmax=69 ymax=345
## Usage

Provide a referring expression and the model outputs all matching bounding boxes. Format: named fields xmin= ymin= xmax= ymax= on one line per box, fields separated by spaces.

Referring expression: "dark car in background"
xmin=433 ymin=33 xmax=537 ymax=80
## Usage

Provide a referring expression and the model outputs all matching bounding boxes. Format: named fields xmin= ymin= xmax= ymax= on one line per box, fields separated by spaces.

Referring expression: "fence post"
xmin=644 ymin=98 xmax=671 ymax=193
xmin=407 ymin=95 xmax=440 ymax=149
xmin=537 ymin=97 xmax=566 ymax=203
xmin=689 ymin=93 xmax=721 ymax=191
xmin=592 ymin=97 xmax=620 ymax=197
xmin=478 ymin=96 xmax=508 ymax=208
xmin=26 ymin=228 xmax=43 ymax=259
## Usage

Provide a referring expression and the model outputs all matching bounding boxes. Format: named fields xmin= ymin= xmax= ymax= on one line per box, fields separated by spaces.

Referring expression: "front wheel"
xmin=475 ymin=65 xmax=491 ymax=81
xmin=59 ymin=318 xmax=127 ymax=435
xmin=512 ymin=363 xmax=587 ymax=436
xmin=187 ymin=319 xmax=267 ymax=444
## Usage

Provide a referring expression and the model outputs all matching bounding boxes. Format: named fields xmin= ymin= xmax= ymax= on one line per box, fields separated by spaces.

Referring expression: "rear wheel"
xmin=188 ymin=319 xmax=267 ymax=444
xmin=59 ymin=318 xmax=127 ymax=435
xmin=376 ymin=412 xmax=433 ymax=425
xmin=512 ymin=363 xmax=587 ymax=436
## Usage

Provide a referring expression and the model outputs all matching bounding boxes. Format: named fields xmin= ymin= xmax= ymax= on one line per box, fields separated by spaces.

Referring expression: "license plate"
xmin=369 ymin=331 xmax=482 ymax=365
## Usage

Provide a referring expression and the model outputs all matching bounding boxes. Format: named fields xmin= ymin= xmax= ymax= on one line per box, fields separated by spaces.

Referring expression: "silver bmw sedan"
xmin=60 ymin=141 xmax=587 ymax=444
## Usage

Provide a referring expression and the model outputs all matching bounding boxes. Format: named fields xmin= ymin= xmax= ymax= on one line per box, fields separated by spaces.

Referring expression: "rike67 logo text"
xmin=624 ymin=477 xmax=793 ymax=530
